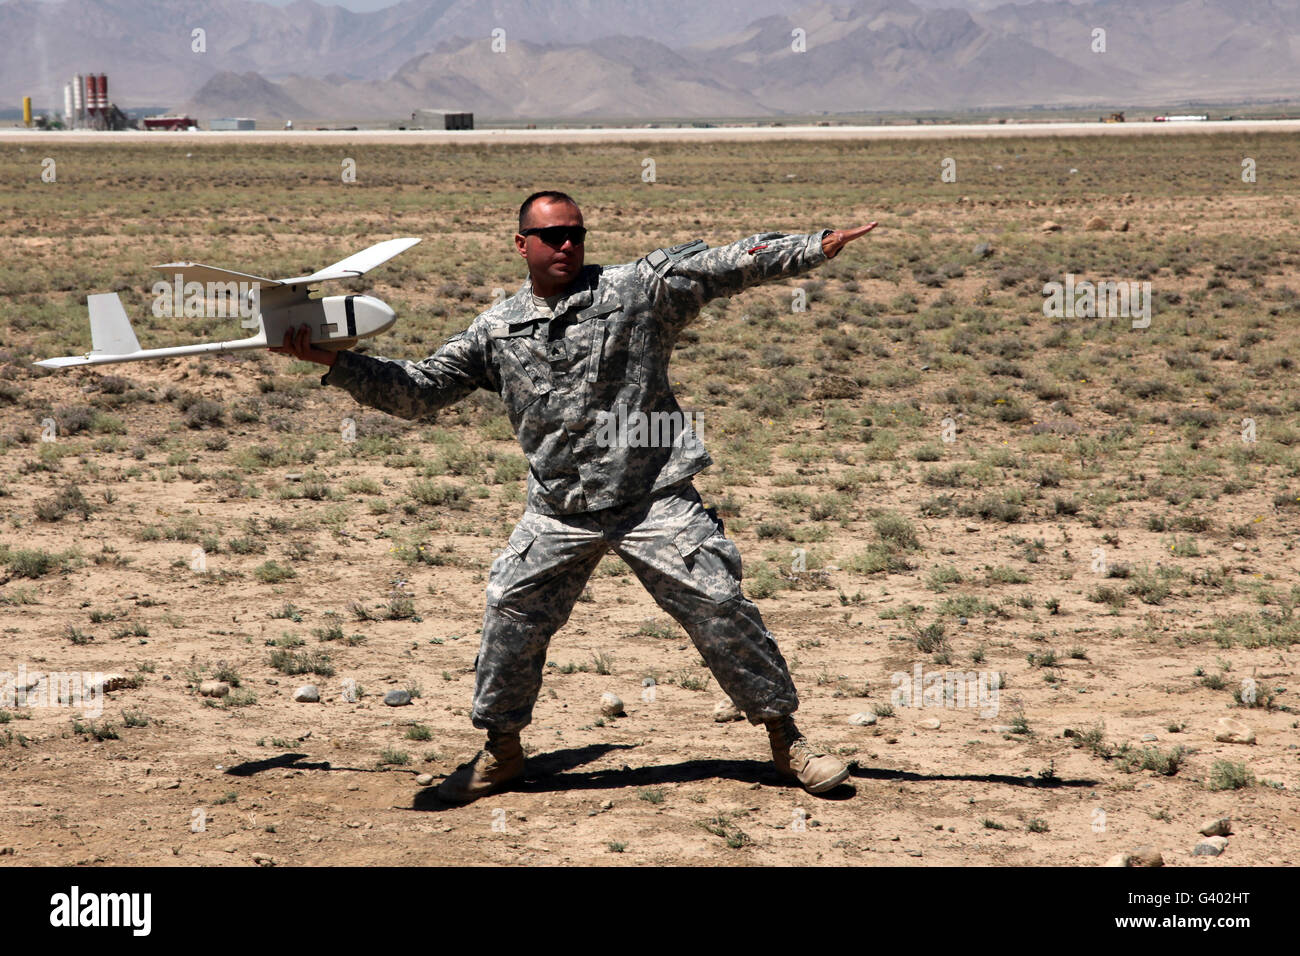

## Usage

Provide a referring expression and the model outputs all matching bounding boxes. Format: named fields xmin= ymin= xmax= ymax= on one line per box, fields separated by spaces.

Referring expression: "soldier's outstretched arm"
xmin=643 ymin=223 xmax=876 ymax=327
xmin=272 ymin=322 xmax=492 ymax=421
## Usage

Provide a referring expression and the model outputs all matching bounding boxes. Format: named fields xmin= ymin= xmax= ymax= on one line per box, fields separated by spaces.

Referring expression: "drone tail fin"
xmin=88 ymin=293 xmax=142 ymax=356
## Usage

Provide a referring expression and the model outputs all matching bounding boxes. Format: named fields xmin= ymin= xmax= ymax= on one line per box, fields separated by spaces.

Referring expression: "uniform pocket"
xmin=672 ymin=517 xmax=743 ymax=604
xmin=486 ymin=525 xmax=537 ymax=608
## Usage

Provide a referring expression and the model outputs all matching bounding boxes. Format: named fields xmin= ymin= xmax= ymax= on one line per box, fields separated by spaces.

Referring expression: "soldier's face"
xmin=515 ymin=199 xmax=585 ymax=294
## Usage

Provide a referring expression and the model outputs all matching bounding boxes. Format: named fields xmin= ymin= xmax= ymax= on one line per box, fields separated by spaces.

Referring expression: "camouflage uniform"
xmin=322 ymin=229 xmax=832 ymax=732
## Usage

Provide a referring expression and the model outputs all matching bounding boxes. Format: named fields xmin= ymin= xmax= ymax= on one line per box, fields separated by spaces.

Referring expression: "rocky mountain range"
xmin=5 ymin=0 xmax=1297 ymax=121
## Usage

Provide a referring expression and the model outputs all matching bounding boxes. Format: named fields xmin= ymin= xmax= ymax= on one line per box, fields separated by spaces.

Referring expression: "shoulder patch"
xmin=643 ymin=238 xmax=708 ymax=278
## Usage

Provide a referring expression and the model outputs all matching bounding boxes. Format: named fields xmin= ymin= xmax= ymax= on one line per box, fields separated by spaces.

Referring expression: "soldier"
xmin=273 ymin=191 xmax=876 ymax=801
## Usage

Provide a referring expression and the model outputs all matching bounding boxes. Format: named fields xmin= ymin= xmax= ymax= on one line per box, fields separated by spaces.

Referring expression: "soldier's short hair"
xmin=519 ymin=190 xmax=580 ymax=231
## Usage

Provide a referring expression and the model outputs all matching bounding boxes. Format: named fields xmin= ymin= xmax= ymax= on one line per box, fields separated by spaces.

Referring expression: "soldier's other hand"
xmin=821 ymin=222 xmax=877 ymax=259
xmin=269 ymin=324 xmax=338 ymax=367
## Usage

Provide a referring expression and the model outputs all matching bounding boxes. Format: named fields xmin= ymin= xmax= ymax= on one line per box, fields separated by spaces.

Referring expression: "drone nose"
xmin=347 ymin=295 xmax=396 ymax=338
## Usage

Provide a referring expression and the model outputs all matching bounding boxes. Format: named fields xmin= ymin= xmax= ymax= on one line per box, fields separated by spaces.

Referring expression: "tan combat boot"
xmin=437 ymin=730 xmax=525 ymax=803
xmin=766 ymin=716 xmax=850 ymax=794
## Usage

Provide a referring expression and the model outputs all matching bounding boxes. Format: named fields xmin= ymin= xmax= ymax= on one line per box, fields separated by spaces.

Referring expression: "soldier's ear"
xmin=514 ymin=233 xmax=528 ymax=258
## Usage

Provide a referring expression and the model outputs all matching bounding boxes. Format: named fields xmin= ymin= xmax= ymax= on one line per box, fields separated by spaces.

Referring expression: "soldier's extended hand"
xmin=270 ymin=323 xmax=338 ymax=367
xmin=821 ymin=222 xmax=878 ymax=259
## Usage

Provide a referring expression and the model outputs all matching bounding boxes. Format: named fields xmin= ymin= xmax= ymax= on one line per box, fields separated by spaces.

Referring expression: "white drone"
xmin=36 ymin=238 xmax=420 ymax=369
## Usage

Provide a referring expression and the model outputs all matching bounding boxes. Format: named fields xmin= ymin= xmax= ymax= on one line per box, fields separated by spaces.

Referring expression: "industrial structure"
xmin=61 ymin=73 xmax=129 ymax=130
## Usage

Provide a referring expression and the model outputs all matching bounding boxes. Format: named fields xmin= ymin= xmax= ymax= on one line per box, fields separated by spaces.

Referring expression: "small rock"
xmin=964 ymin=524 xmax=979 ymax=533
xmin=1040 ymin=220 xmax=1061 ymax=232
xmin=1232 ymin=542 xmax=1247 ymax=552
xmin=98 ymin=673 xmax=133 ymax=693
xmin=919 ymin=718 xmax=941 ymax=730
xmin=601 ymin=799 xmax=614 ymax=810
xmin=199 ymin=680 xmax=231 ymax=698
xmin=1103 ymin=853 xmax=1127 ymax=867
xmin=384 ymin=690 xmax=412 ymax=707
xmin=1141 ymin=733 xmax=1158 ymax=742
xmin=1125 ymin=847 xmax=1164 ymax=867
xmin=1193 ymin=836 xmax=1228 ymax=857
xmin=285 ymin=472 xmax=303 ymax=482
xmin=292 ymin=685 xmax=320 ymax=703
xmin=1200 ymin=817 xmax=1232 ymax=837
xmin=973 ymin=241 xmax=993 ymax=258
xmin=906 ymin=848 xmax=923 ymax=857
xmin=958 ymin=617 xmax=968 ymax=626
xmin=847 ymin=712 xmax=878 ymax=726
xmin=1116 ymin=219 xmax=1130 ymax=232
xmin=1214 ymin=717 xmax=1255 ymax=745
xmin=1085 ymin=216 xmax=1109 ymax=231
xmin=415 ymin=773 xmax=433 ymax=786
xmin=713 ymin=698 xmax=744 ymax=722
xmin=0 ymin=847 xmax=14 ymax=856
xmin=251 ymin=853 xmax=276 ymax=867
xmin=600 ymin=692 xmax=624 ymax=718
xmin=991 ymin=725 xmax=1014 ymax=733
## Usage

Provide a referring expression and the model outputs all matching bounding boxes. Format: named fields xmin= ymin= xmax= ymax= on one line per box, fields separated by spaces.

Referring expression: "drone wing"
xmin=151 ymin=263 xmax=279 ymax=286
xmin=276 ymin=237 xmax=420 ymax=284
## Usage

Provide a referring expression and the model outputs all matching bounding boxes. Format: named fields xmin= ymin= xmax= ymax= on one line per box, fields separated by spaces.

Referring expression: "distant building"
xmin=141 ymin=115 xmax=197 ymax=131
xmin=210 ymin=117 xmax=256 ymax=130
xmin=409 ymin=108 xmax=473 ymax=130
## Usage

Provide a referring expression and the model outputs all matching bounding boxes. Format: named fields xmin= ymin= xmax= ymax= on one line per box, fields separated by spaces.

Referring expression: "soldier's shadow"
xmin=407 ymin=746 xmax=1101 ymax=810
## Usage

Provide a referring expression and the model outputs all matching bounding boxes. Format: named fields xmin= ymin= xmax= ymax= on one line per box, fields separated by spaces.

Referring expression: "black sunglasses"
xmin=520 ymin=225 xmax=587 ymax=247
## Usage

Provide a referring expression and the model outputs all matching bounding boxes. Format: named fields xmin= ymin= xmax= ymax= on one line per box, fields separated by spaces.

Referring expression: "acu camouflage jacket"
xmin=321 ymin=229 xmax=832 ymax=515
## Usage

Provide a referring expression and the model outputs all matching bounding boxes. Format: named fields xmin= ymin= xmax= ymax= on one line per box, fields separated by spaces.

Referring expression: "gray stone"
xmin=1141 ymin=733 xmax=1158 ymax=742
xmin=384 ymin=690 xmax=412 ymax=707
xmin=292 ymin=685 xmax=320 ymax=703
xmin=1200 ymin=817 xmax=1232 ymax=837
xmin=600 ymin=692 xmax=624 ymax=717
xmin=713 ymin=698 xmax=743 ymax=722
xmin=919 ymin=717 xmax=941 ymax=730
xmin=973 ymin=242 xmax=993 ymax=258
xmin=1193 ymin=837 xmax=1228 ymax=857
xmin=415 ymin=773 xmax=434 ymax=786
xmin=847 ymin=712 xmax=878 ymax=726
xmin=199 ymin=680 xmax=231 ymax=698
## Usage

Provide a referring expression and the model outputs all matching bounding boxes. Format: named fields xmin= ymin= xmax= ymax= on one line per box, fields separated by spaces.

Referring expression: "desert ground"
xmin=0 ymin=132 xmax=1297 ymax=866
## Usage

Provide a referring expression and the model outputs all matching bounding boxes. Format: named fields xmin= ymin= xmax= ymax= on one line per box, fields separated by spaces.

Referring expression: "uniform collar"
xmin=519 ymin=265 xmax=599 ymax=315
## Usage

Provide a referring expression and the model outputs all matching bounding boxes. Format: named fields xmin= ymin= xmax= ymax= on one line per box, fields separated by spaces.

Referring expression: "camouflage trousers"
xmin=471 ymin=479 xmax=799 ymax=733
